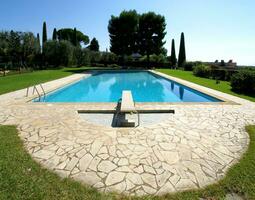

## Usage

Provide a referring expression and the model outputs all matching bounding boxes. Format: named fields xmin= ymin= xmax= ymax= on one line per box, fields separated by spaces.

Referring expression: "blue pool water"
xmin=35 ymin=71 xmax=222 ymax=103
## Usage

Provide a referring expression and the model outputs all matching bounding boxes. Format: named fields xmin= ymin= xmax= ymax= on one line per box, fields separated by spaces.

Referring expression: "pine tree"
xmin=52 ymin=28 xmax=57 ymax=40
xmin=178 ymin=32 xmax=186 ymax=68
xmin=42 ymin=21 xmax=47 ymax=51
xmin=36 ymin=33 xmax=41 ymax=53
xmin=170 ymin=39 xmax=177 ymax=67
xmin=72 ymin=28 xmax=77 ymax=46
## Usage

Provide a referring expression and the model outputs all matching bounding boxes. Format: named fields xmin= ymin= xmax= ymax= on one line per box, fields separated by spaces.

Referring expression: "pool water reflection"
xmin=35 ymin=71 xmax=222 ymax=103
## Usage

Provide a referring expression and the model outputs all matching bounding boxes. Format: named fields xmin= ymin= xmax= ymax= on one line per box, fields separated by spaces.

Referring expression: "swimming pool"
xmin=34 ymin=71 xmax=222 ymax=103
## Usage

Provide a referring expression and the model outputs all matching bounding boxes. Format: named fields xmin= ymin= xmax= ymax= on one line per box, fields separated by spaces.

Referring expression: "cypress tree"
xmin=170 ymin=39 xmax=177 ymax=67
xmin=89 ymin=38 xmax=99 ymax=51
xmin=36 ymin=33 xmax=41 ymax=53
xmin=178 ymin=32 xmax=186 ymax=68
xmin=52 ymin=28 xmax=57 ymax=40
xmin=73 ymin=28 xmax=77 ymax=46
xmin=42 ymin=21 xmax=47 ymax=51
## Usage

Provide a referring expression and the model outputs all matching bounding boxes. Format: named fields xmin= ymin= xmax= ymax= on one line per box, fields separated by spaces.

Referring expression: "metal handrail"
xmin=26 ymin=87 xmax=29 ymax=97
xmin=33 ymin=85 xmax=41 ymax=101
xmin=39 ymin=84 xmax=46 ymax=99
xmin=26 ymin=84 xmax=46 ymax=101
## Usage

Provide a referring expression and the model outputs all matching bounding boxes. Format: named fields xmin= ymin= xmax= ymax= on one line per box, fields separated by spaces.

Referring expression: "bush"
xmin=211 ymin=69 xmax=227 ymax=80
xmin=90 ymin=51 xmax=101 ymax=64
xmin=183 ymin=61 xmax=202 ymax=71
xmin=44 ymin=40 xmax=74 ymax=67
xmin=231 ymin=70 xmax=255 ymax=94
xmin=183 ymin=62 xmax=193 ymax=71
xmin=193 ymin=64 xmax=211 ymax=78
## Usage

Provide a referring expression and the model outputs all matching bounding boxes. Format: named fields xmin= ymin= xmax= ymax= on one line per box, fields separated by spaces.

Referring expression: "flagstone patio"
xmin=0 ymin=71 xmax=255 ymax=196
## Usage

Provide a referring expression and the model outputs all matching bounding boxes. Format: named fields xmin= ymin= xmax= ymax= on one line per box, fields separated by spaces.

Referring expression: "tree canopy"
xmin=170 ymin=39 xmax=177 ymax=66
xmin=42 ymin=22 xmax=47 ymax=51
xmin=138 ymin=12 xmax=166 ymax=61
xmin=88 ymin=38 xmax=99 ymax=51
xmin=56 ymin=28 xmax=89 ymax=46
xmin=108 ymin=10 xmax=139 ymax=56
xmin=108 ymin=10 xmax=166 ymax=60
xmin=52 ymin=28 xmax=57 ymax=40
xmin=178 ymin=32 xmax=186 ymax=67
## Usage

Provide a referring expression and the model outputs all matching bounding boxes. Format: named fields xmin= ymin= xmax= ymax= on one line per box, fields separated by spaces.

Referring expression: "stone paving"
xmin=0 ymin=71 xmax=255 ymax=196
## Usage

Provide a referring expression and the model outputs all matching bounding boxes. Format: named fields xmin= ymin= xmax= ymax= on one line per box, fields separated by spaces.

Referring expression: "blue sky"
xmin=1 ymin=0 xmax=254 ymax=65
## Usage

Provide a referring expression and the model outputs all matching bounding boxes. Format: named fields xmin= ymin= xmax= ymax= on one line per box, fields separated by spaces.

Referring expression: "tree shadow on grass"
xmin=230 ymin=88 xmax=255 ymax=99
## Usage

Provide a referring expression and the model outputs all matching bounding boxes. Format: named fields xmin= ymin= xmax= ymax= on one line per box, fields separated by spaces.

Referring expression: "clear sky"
xmin=1 ymin=0 xmax=254 ymax=65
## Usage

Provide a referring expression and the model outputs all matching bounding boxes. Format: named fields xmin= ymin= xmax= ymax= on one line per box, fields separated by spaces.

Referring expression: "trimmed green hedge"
xmin=193 ymin=64 xmax=211 ymax=78
xmin=231 ymin=70 xmax=255 ymax=94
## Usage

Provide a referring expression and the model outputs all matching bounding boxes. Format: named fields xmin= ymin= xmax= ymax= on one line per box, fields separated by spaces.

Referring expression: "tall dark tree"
xmin=170 ymin=39 xmax=177 ymax=66
xmin=178 ymin=32 xmax=186 ymax=68
xmin=36 ymin=33 xmax=41 ymax=53
xmin=0 ymin=31 xmax=9 ymax=66
xmin=52 ymin=28 xmax=57 ymax=40
xmin=89 ymin=38 xmax=99 ymax=51
xmin=57 ymin=28 xmax=89 ymax=46
xmin=42 ymin=22 xmax=47 ymax=51
xmin=72 ymin=28 xmax=77 ymax=46
xmin=21 ymin=32 xmax=37 ymax=65
xmin=138 ymin=12 xmax=166 ymax=63
xmin=8 ymin=30 xmax=22 ymax=65
xmin=108 ymin=10 xmax=139 ymax=56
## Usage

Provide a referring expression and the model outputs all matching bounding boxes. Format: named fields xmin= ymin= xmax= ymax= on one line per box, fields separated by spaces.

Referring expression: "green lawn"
xmin=0 ymin=67 xmax=108 ymax=95
xmin=157 ymin=69 xmax=255 ymax=102
xmin=0 ymin=125 xmax=254 ymax=200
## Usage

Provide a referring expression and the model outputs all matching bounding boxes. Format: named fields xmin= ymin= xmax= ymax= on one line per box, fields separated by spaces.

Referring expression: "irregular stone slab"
xmin=143 ymin=185 xmax=157 ymax=195
xmin=33 ymin=150 xmax=55 ymax=160
xmin=90 ymin=141 xmax=103 ymax=156
xmin=126 ymin=173 xmax=143 ymax=185
xmin=65 ymin=157 xmax=79 ymax=171
xmin=73 ymin=171 xmax=101 ymax=186
xmin=98 ymin=160 xmax=117 ymax=173
xmin=106 ymin=181 xmax=126 ymax=193
xmin=105 ymin=171 xmax=126 ymax=186
xmin=156 ymin=171 xmax=171 ymax=187
xmin=141 ymin=173 xmax=157 ymax=189
xmin=156 ymin=182 xmax=176 ymax=195
xmin=161 ymin=151 xmax=179 ymax=165
xmin=89 ymin=157 xmax=101 ymax=171
xmin=79 ymin=153 xmax=93 ymax=171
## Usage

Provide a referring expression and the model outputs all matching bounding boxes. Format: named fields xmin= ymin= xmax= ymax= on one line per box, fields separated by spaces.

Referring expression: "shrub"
xmin=183 ymin=62 xmax=193 ymax=71
xmin=193 ymin=64 xmax=211 ymax=78
xmin=44 ymin=40 xmax=74 ymax=67
xmin=211 ymin=69 xmax=227 ymax=80
xmin=231 ymin=70 xmax=255 ymax=94
xmin=90 ymin=51 xmax=101 ymax=64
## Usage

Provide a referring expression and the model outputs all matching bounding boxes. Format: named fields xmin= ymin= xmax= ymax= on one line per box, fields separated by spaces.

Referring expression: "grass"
xmin=0 ymin=125 xmax=255 ymax=200
xmin=157 ymin=69 xmax=255 ymax=102
xmin=0 ymin=67 xmax=109 ymax=95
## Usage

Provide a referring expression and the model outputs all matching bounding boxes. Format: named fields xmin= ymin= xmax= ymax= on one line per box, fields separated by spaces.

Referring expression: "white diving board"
xmin=119 ymin=90 xmax=137 ymax=127
xmin=120 ymin=90 xmax=136 ymax=113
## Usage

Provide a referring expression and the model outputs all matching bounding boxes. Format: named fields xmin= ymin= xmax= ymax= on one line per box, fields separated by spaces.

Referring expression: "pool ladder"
xmin=26 ymin=84 xmax=46 ymax=101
